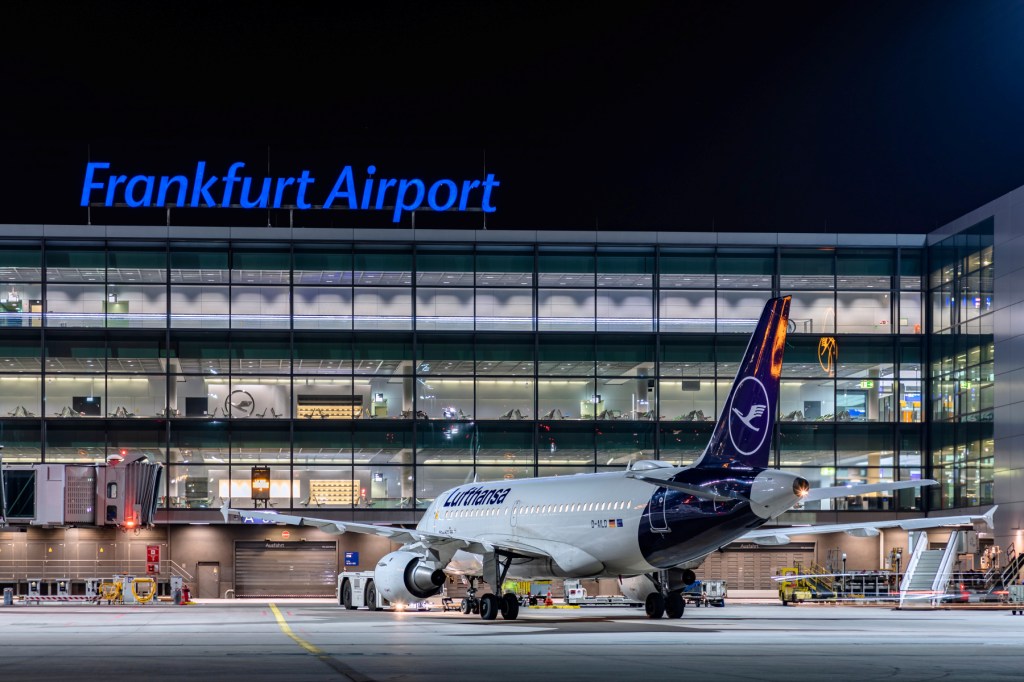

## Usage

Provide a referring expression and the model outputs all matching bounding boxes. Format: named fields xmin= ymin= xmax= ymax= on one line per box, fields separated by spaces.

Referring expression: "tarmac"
xmin=1 ymin=598 xmax=1021 ymax=681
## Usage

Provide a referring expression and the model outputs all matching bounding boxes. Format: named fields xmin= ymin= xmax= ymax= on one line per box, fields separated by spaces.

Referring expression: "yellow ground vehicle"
xmin=777 ymin=566 xmax=836 ymax=605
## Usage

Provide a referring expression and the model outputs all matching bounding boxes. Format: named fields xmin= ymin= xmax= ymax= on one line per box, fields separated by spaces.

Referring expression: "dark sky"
xmin=1 ymin=1 xmax=1023 ymax=232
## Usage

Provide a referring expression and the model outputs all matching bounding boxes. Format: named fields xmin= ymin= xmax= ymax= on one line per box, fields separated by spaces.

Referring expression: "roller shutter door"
xmin=234 ymin=540 xmax=338 ymax=597
xmin=698 ymin=542 xmax=816 ymax=589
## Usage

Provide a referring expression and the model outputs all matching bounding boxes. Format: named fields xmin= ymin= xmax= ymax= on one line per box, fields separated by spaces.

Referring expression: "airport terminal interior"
xmin=0 ymin=200 xmax=1016 ymax=599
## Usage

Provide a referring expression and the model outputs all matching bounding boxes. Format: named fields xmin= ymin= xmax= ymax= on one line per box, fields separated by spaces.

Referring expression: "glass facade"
xmin=0 ymin=236 xmax=971 ymax=514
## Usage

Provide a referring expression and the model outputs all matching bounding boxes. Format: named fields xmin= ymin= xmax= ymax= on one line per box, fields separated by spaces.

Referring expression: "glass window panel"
xmin=779 ymin=424 xmax=834 ymax=467
xmin=659 ymin=379 xmax=714 ymax=421
xmin=659 ymin=248 xmax=715 ymax=289
xmin=476 ymin=422 xmax=534 ymax=465
xmin=538 ymin=466 xmax=596 ymax=477
xmin=831 ymin=468 xmax=898 ymax=510
xmin=0 ymin=241 xmax=42 ymax=282
xmin=781 ymin=336 xmax=831 ymax=378
xmin=353 ymin=421 xmax=413 ymax=466
xmin=166 ymin=464 xmax=228 ymax=508
xmin=834 ymin=337 xmax=894 ymax=378
xmin=229 ymin=377 xmax=291 ymax=419
xmin=836 ymin=291 xmax=891 ymax=333
xmin=169 ymin=244 xmax=230 ymax=284
xmin=715 ymin=336 xmax=748 ymax=377
xmin=354 ymin=334 xmax=413 ymax=375
xmin=538 ymin=289 xmax=595 ymax=331
xmin=169 ymin=332 xmax=231 ymax=375
xmin=474 ymin=465 xmax=535 ymax=483
xmin=294 ymin=466 xmax=357 ymax=508
xmin=175 ymin=376 xmax=229 ymax=418
xmin=416 ymin=246 xmax=473 ymax=286
xmin=44 ymin=420 xmax=106 ymax=463
xmin=231 ymin=334 xmax=291 ymax=374
xmin=788 ymin=291 xmax=835 ymax=334
xmin=780 ymin=249 xmax=834 ymax=290
xmin=0 ymin=420 xmax=42 ymax=461
xmin=0 ymin=375 xmax=41 ymax=417
xmin=716 ymin=249 xmax=773 ymax=290
xmin=0 ymin=332 xmax=40 ymax=373
xmin=538 ymin=421 xmax=594 ymax=466
xmin=231 ymin=246 xmax=291 ymax=284
xmin=46 ymin=283 xmax=105 ymax=327
xmin=293 ymin=422 xmax=352 ymax=464
xmin=538 ymin=378 xmax=594 ymax=420
xmin=294 ymin=287 xmax=353 ymax=329
xmin=169 ymin=422 xmax=229 ymax=464
xmin=353 ymin=464 xmax=414 ymax=508
xmin=107 ymin=244 xmax=167 ymax=283
xmin=416 ymin=420 xmax=475 ymax=464
xmin=0 ymin=282 xmax=43 ymax=327
xmin=353 ymin=287 xmax=412 ymax=329
xmin=597 ymin=290 xmax=653 ymax=332
xmin=599 ymin=377 xmax=656 ymax=420
xmin=416 ymin=287 xmax=474 ymax=330
xmin=898 ymin=292 xmax=923 ymax=334
xmin=45 ymin=375 xmax=105 ymax=418
xmin=596 ymin=421 xmax=655 ymax=464
xmin=900 ymin=250 xmax=923 ymax=290
xmin=897 ymin=427 xmax=922 ymax=466
xmin=659 ymin=335 xmax=715 ymax=377
xmin=476 ymin=335 xmax=534 ymax=375
xmin=45 ymin=331 xmax=105 ymax=373
xmin=228 ymin=465 xmax=295 ymax=507
xmin=294 ymin=245 xmax=353 ymax=286
xmin=538 ymin=334 xmax=594 ymax=376
xmin=353 ymin=247 xmax=412 ymax=286
xmin=231 ymin=422 xmax=291 ymax=464
xmin=417 ymin=466 xmax=473 ymax=505
xmin=835 ymin=424 xmax=894 ymax=468
xmin=417 ymin=335 xmax=473 ymax=375
xmin=170 ymin=285 xmax=229 ymax=329
xmin=45 ymin=245 xmax=105 ymax=283
xmin=361 ymin=376 xmax=411 ymax=418
xmin=658 ymin=422 xmax=713 ymax=466
xmin=596 ymin=247 xmax=654 ymax=288
xmin=780 ymin=380 xmax=833 ymax=422
xmin=716 ymin=291 xmax=767 ymax=333
xmin=294 ymin=334 xmax=353 ymax=374
xmin=294 ymin=377 xmax=352 ymax=420
xmin=899 ymin=338 xmax=923 ymax=375
xmin=538 ymin=247 xmax=594 ymax=287
xmin=476 ymin=289 xmax=533 ymax=331
xmin=416 ymin=377 xmax=473 ymax=419
xmin=476 ymin=378 xmax=533 ymax=419
xmin=107 ymin=375 xmax=166 ymax=418
xmin=103 ymin=284 xmax=167 ymax=328
xmin=475 ymin=246 xmax=533 ymax=287
xmin=107 ymin=422 xmax=165 ymax=462
xmin=597 ymin=335 xmax=654 ymax=378
xmin=230 ymin=286 xmax=289 ymax=329
xmin=836 ymin=249 xmax=893 ymax=289
xmin=659 ymin=290 xmax=715 ymax=332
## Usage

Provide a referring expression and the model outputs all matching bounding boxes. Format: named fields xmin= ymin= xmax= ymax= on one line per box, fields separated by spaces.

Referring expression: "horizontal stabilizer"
xmin=802 ymin=479 xmax=937 ymax=503
xmin=625 ymin=472 xmax=746 ymax=503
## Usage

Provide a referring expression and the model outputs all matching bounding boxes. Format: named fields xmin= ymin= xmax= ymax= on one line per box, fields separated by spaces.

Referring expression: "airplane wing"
xmin=801 ymin=479 xmax=938 ymax=503
xmin=741 ymin=506 xmax=997 ymax=545
xmin=222 ymin=504 xmax=553 ymax=561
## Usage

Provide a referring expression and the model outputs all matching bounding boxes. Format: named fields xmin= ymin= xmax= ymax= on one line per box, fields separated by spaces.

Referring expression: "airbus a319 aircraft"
xmin=226 ymin=297 xmax=994 ymax=620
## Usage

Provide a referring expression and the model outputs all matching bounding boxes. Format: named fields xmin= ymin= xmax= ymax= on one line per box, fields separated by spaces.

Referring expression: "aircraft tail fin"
xmin=694 ymin=296 xmax=790 ymax=470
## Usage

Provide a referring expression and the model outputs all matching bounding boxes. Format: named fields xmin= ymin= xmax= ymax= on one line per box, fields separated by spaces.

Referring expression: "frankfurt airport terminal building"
xmin=0 ymin=184 xmax=1022 ymax=598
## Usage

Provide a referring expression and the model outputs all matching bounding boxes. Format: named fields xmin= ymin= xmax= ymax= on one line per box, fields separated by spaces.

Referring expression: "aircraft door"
xmin=510 ymin=500 xmax=520 ymax=528
xmin=649 ymin=488 xmax=669 ymax=533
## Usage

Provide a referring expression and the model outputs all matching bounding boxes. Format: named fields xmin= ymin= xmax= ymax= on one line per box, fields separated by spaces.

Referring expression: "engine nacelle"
xmin=374 ymin=550 xmax=447 ymax=603
xmin=619 ymin=568 xmax=697 ymax=602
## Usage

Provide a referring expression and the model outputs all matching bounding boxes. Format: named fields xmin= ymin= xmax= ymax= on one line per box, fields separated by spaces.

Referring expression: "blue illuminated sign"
xmin=344 ymin=551 xmax=359 ymax=567
xmin=81 ymin=161 xmax=500 ymax=223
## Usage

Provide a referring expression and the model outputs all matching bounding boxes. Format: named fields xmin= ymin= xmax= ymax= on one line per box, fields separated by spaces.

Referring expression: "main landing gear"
xmin=644 ymin=572 xmax=686 ymax=619
xmin=461 ymin=552 xmax=521 ymax=621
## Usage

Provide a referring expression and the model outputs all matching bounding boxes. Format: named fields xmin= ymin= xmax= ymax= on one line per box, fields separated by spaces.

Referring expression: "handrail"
xmin=0 ymin=558 xmax=183 ymax=581
xmin=931 ymin=531 xmax=960 ymax=605
xmin=899 ymin=531 xmax=929 ymax=605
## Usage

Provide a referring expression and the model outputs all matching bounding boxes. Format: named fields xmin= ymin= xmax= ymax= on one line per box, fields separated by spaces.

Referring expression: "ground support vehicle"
xmin=337 ymin=571 xmax=432 ymax=611
xmin=1009 ymin=585 xmax=1024 ymax=615
xmin=682 ymin=579 xmax=727 ymax=607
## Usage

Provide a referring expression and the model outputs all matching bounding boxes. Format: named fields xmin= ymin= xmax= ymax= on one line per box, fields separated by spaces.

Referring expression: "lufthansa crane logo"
xmin=728 ymin=376 xmax=771 ymax=457
xmin=818 ymin=336 xmax=837 ymax=376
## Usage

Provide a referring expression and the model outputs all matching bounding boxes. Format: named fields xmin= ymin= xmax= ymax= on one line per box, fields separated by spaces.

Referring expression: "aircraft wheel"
xmin=645 ymin=592 xmax=666 ymax=619
xmin=341 ymin=580 xmax=356 ymax=610
xmin=365 ymin=580 xmax=381 ymax=611
xmin=500 ymin=593 xmax=520 ymax=620
xmin=665 ymin=592 xmax=685 ymax=619
xmin=460 ymin=598 xmax=472 ymax=614
xmin=480 ymin=593 xmax=500 ymax=620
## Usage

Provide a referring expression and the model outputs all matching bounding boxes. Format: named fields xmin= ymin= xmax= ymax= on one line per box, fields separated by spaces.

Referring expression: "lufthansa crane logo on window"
xmin=728 ymin=377 xmax=771 ymax=457
xmin=818 ymin=336 xmax=837 ymax=376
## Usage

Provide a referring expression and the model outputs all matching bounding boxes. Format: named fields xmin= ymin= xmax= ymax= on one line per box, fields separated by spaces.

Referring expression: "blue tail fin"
xmin=695 ymin=296 xmax=790 ymax=470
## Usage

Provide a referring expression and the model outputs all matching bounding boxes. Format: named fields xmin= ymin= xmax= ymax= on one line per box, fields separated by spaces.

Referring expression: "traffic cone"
xmin=545 ymin=589 xmax=553 ymax=606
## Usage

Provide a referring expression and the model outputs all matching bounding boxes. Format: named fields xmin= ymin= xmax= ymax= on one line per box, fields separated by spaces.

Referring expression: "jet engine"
xmin=619 ymin=568 xmax=697 ymax=602
xmin=374 ymin=550 xmax=447 ymax=603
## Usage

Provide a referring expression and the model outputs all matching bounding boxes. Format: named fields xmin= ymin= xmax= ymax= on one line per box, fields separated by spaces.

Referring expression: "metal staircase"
xmin=986 ymin=543 xmax=1024 ymax=593
xmin=900 ymin=531 xmax=960 ymax=606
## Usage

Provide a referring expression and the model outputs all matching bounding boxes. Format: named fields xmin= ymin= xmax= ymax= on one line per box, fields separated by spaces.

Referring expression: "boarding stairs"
xmin=900 ymin=531 xmax=960 ymax=606
xmin=983 ymin=543 xmax=1024 ymax=593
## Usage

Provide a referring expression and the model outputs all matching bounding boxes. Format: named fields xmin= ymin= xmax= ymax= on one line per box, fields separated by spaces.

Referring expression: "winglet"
xmin=982 ymin=505 xmax=998 ymax=531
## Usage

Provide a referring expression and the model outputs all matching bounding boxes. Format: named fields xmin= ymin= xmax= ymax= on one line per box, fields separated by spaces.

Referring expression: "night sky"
xmin=1 ymin=1 xmax=1023 ymax=232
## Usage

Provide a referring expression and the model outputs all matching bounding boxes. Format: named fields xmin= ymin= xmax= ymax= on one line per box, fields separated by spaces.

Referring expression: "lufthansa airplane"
xmin=225 ymin=297 xmax=994 ymax=620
